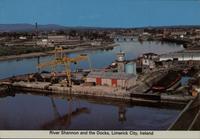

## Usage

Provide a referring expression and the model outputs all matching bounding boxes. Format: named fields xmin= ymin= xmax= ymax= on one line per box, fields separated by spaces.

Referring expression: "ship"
xmin=151 ymin=71 xmax=181 ymax=92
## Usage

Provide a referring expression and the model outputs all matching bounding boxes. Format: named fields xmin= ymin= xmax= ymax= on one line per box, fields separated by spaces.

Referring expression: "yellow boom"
xmin=37 ymin=47 xmax=92 ymax=87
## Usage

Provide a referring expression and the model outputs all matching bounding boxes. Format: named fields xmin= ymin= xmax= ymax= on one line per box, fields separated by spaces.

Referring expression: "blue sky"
xmin=0 ymin=0 xmax=200 ymax=27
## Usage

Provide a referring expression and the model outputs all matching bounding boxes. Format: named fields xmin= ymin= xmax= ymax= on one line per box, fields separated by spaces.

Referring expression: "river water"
xmin=0 ymin=41 xmax=184 ymax=130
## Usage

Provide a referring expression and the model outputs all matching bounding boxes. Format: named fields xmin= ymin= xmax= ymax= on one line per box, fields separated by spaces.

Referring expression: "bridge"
xmin=114 ymin=36 xmax=137 ymax=42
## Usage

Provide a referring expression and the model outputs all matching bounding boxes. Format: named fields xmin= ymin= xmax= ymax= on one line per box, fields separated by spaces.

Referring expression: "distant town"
xmin=0 ymin=24 xmax=200 ymax=58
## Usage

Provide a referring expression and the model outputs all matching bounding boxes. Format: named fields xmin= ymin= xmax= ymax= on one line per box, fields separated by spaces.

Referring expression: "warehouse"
xmin=48 ymin=35 xmax=67 ymax=43
xmin=86 ymin=71 xmax=136 ymax=89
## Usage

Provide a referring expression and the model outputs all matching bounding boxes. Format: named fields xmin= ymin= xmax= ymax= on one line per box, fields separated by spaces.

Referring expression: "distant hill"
xmin=0 ymin=24 xmax=68 ymax=32
xmin=0 ymin=24 xmax=200 ymax=32
xmin=0 ymin=24 xmax=117 ymax=32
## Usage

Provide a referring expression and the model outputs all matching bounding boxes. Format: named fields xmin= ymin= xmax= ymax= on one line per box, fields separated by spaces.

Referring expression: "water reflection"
xmin=42 ymin=98 xmax=90 ymax=130
xmin=118 ymin=106 xmax=126 ymax=123
xmin=0 ymin=93 xmax=181 ymax=130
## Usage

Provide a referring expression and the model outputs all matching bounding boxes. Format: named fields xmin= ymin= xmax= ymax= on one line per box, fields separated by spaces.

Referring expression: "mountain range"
xmin=0 ymin=24 xmax=69 ymax=32
xmin=0 ymin=24 xmax=200 ymax=32
xmin=0 ymin=24 xmax=115 ymax=32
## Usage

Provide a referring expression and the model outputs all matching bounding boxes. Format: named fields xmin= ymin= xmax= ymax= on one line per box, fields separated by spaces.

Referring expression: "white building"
xmin=159 ymin=51 xmax=200 ymax=61
xmin=19 ymin=36 xmax=27 ymax=40
xmin=141 ymin=53 xmax=158 ymax=69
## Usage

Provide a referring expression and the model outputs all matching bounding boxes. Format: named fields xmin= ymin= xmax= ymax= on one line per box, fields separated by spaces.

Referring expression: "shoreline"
xmin=0 ymin=43 xmax=116 ymax=62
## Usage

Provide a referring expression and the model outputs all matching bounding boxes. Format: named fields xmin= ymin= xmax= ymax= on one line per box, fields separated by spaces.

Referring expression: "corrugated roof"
xmin=87 ymin=71 xmax=135 ymax=80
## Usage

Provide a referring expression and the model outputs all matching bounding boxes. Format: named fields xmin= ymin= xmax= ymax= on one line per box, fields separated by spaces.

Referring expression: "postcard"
xmin=0 ymin=0 xmax=199 ymax=138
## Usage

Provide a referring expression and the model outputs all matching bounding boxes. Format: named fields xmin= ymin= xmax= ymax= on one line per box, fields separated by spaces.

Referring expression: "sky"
xmin=0 ymin=0 xmax=200 ymax=27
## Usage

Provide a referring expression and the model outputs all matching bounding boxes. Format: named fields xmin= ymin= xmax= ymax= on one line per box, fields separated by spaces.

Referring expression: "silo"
xmin=125 ymin=62 xmax=137 ymax=75
xmin=116 ymin=51 xmax=125 ymax=72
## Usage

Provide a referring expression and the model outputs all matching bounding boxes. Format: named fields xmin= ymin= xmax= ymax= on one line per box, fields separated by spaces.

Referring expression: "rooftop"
xmin=160 ymin=51 xmax=200 ymax=58
xmin=87 ymin=71 xmax=135 ymax=80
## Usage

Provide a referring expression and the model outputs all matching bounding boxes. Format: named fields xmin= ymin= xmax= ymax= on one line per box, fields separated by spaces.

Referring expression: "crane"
xmin=37 ymin=46 xmax=92 ymax=87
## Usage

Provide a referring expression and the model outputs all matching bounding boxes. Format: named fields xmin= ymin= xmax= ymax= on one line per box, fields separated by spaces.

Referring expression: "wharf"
xmin=0 ymin=67 xmax=195 ymax=106
xmin=168 ymin=94 xmax=200 ymax=130
xmin=0 ymin=80 xmax=193 ymax=106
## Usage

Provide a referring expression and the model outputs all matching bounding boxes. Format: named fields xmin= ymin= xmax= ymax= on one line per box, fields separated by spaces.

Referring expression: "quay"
xmin=168 ymin=94 xmax=200 ymax=130
xmin=0 ymin=49 xmax=198 ymax=106
xmin=0 ymin=70 xmax=194 ymax=106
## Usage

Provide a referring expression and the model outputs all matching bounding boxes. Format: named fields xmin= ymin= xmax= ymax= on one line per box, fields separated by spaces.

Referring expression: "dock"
xmin=0 ymin=79 xmax=193 ymax=107
xmin=168 ymin=94 xmax=200 ymax=130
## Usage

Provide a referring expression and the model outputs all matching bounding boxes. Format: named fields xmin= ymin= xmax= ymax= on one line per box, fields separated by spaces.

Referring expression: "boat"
xmin=151 ymin=71 xmax=181 ymax=92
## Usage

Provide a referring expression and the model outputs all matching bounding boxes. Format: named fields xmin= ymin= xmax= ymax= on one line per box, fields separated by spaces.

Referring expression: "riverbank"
xmin=0 ymin=43 xmax=116 ymax=61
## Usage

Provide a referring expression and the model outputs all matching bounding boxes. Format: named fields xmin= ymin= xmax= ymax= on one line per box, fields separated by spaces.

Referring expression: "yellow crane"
xmin=37 ymin=46 xmax=92 ymax=87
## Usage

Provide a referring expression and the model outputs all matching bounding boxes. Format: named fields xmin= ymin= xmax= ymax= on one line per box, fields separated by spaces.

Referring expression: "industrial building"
xmin=47 ymin=35 xmax=67 ymax=43
xmin=85 ymin=51 xmax=137 ymax=89
xmin=116 ymin=51 xmax=126 ymax=72
xmin=159 ymin=51 xmax=200 ymax=61
xmin=86 ymin=71 xmax=136 ymax=89
xmin=116 ymin=51 xmax=137 ymax=75
xmin=136 ymin=53 xmax=158 ymax=73
xmin=141 ymin=53 xmax=158 ymax=69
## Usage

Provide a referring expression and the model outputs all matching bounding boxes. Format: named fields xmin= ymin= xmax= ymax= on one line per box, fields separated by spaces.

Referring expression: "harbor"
xmin=0 ymin=42 xmax=189 ymax=103
xmin=0 ymin=40 xmax=199 ymax=130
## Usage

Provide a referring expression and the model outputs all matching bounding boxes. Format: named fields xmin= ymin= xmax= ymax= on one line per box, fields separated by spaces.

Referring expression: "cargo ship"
xmin=151 ymin=71 xmax=181 ymax=92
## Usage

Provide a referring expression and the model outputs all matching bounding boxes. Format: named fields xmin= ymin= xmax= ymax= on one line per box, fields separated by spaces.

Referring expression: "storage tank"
xmin=125 ymin=62 xmax=137 ymax=75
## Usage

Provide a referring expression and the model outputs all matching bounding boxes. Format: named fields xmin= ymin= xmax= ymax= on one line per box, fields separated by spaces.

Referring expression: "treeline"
xmin=0 ymin=29 xmax=114 ymax=42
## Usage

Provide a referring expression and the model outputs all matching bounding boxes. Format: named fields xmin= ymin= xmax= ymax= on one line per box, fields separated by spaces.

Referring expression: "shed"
xmin=86 ymin=71 xmax=136 ymax=89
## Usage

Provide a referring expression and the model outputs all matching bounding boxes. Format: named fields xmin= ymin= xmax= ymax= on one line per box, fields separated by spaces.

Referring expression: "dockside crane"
xmin=37 ymin=46 xmax=92 ymax=87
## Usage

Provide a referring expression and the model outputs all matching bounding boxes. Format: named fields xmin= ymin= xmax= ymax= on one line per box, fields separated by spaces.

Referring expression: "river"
xmin=0 ymin=41 xmax=184 ymax=130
